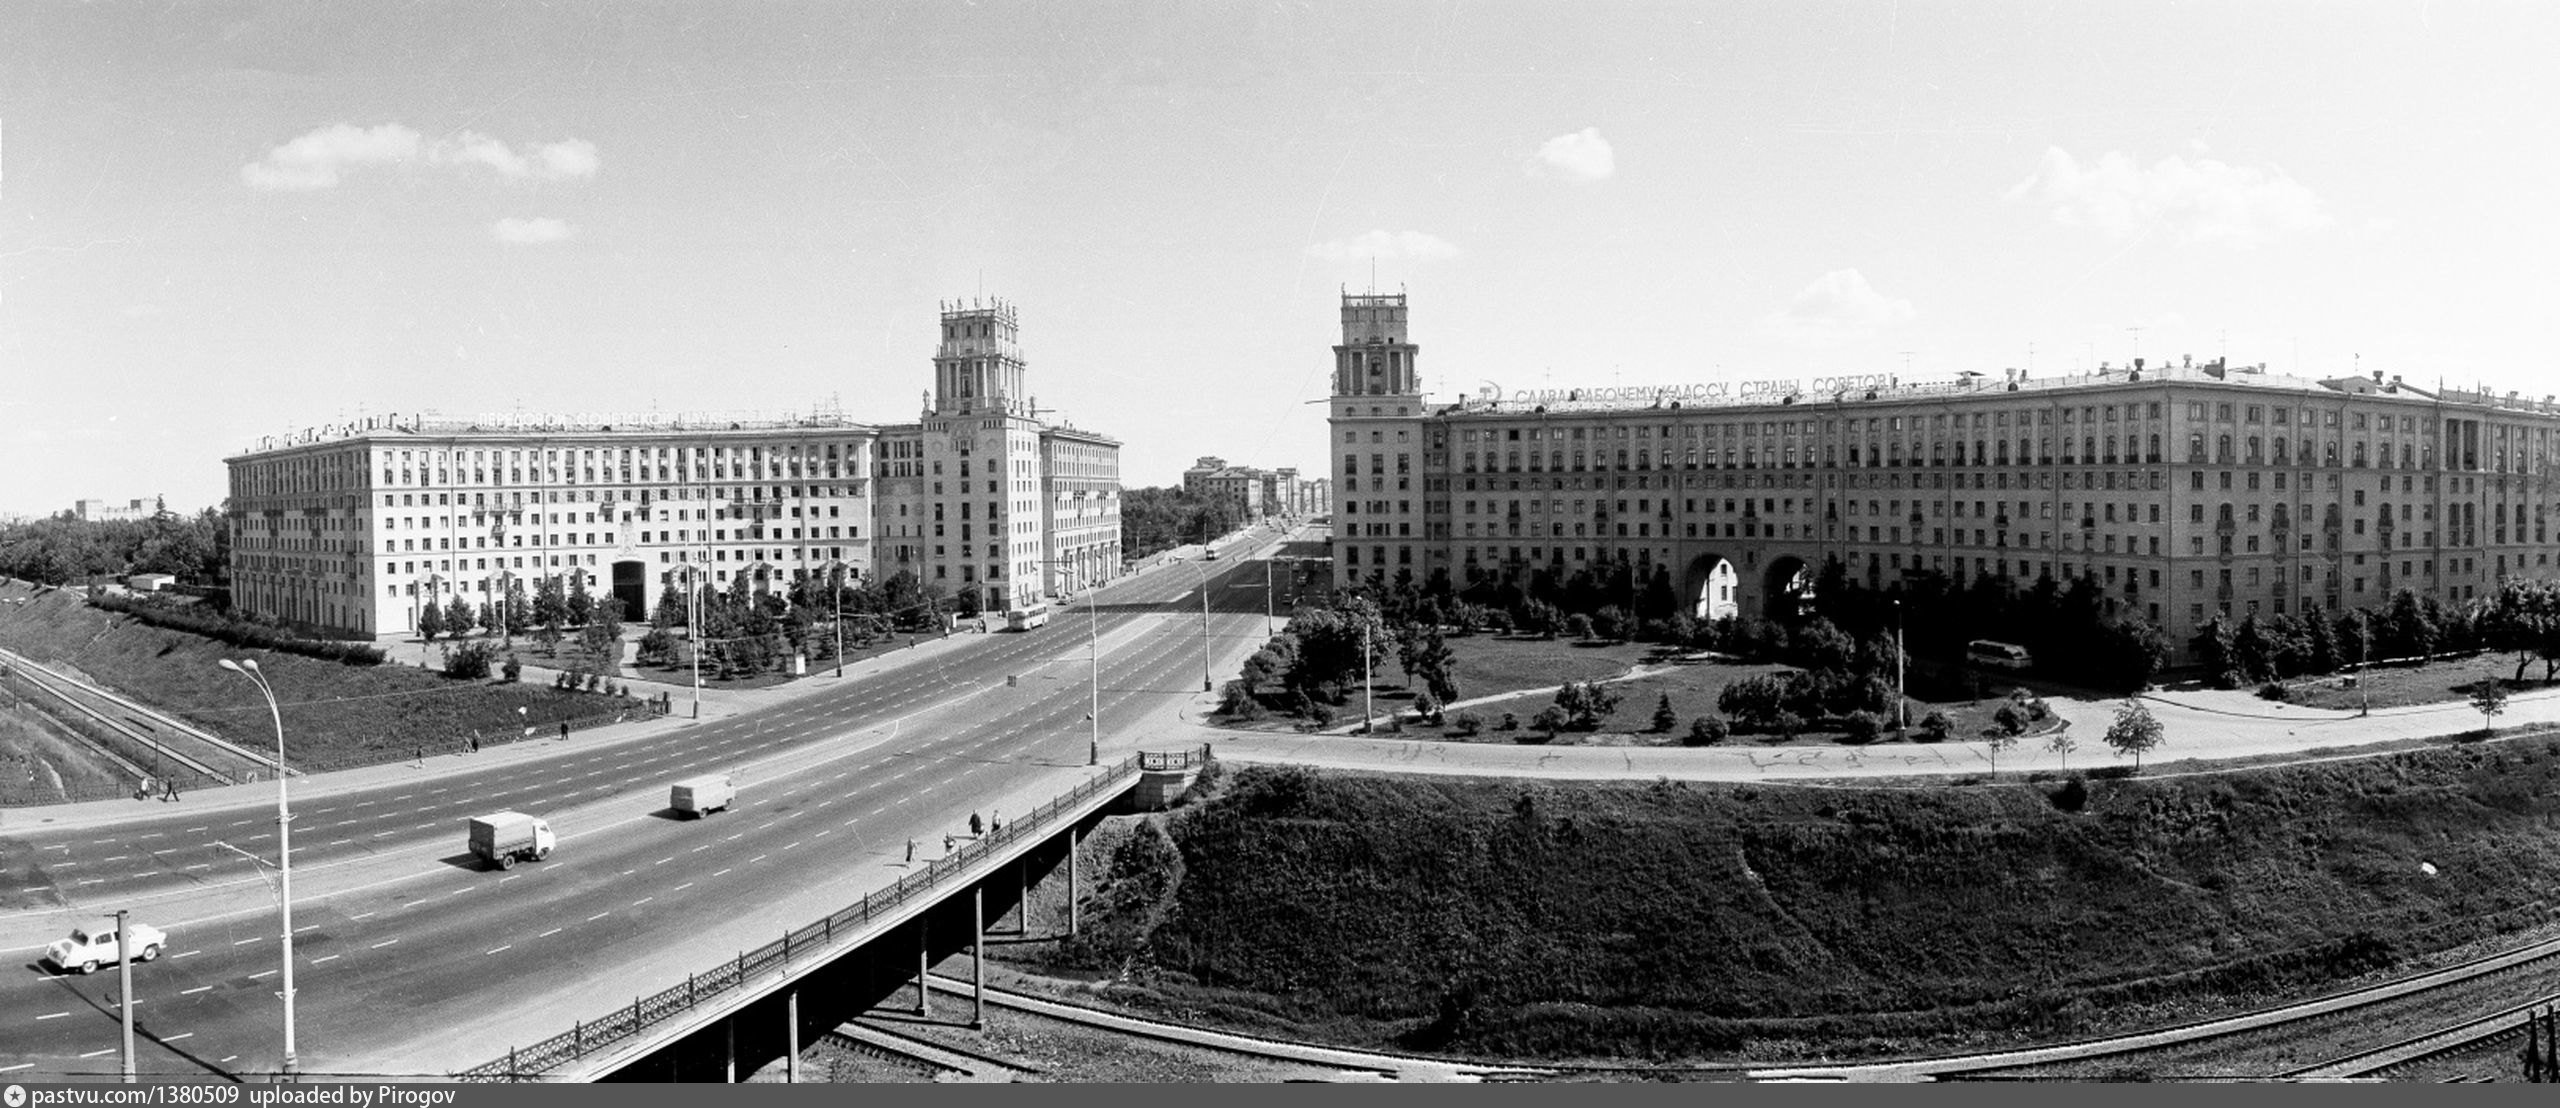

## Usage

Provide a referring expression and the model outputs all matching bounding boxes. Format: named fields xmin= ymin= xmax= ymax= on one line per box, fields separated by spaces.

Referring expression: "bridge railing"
xmin=454 ymin=752 xmax=1165 ymax=1080
xmin=1139 ymin=743 xmax=1212 ymax=772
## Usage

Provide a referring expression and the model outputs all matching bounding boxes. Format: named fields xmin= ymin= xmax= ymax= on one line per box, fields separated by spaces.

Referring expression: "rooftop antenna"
xmin=1368 ymin=254 xmax=1376 ymax=294
xmin=1899 ymin=350 xmax=1915 ymax=376
xmin=2127 ymin=324 xmax=2145 ymax=365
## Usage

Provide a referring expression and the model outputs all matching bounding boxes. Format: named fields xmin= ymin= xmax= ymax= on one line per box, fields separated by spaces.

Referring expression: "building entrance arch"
xmin=1762 ymin=554 xmax=1814 ymax=622
xmin=611 ymin=560 xmax=648 ymax=622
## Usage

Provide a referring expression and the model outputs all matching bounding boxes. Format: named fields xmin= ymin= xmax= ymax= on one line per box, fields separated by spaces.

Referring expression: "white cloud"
xmin=491 ymin=217 xmax=575 ymax=244
xmin=2004 ymin=146 xmax=2332 ymax=246
xmin=1306 ymin=229 xmax=1460 ymax=262
xmin=1533 ymin=127 xmax=1615 ymax=182
xmin=241 ymin=123 xmax=423 ymax=190
xmin=243 ymin=124 xmax=598 ymax=190
xmin=433 ymin=133 xmax=600 ymax=181
xmin=1759 ymin=269 xmax=1916 ymax=345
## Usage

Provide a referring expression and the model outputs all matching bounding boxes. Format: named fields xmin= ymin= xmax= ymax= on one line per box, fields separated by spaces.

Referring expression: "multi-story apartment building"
xmin=226 ymin=297 xmax=1119 ymax=637
xmin=73 ymin=498 xmax=155 ymax=522
xmin=1329 ymin=291 xmax=2560 ymax=659
xmin=874 ymin=299 xmax=1122 ymax=613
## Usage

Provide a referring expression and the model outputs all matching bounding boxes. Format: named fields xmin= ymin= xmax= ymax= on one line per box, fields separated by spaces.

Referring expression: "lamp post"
xmin=114 ymin=908 xmax=135 ymax=1082
xmin=215 ymin=658 xmax=297 ymax=1081
xmin=1193 ymin=559 xmax=1214 ymax=693
xmin=1043 ymin=557 xmax=1103 ymax=766
xmin=1884 ymin=596 xmax=1904 ymax=731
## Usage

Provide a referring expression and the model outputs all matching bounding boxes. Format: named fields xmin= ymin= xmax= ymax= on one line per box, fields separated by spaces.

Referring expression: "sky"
xmin=5 ymin=1 xmax=2558 ymax=516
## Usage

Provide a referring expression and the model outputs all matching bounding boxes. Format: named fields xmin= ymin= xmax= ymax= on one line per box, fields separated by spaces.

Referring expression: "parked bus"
xmin=1004 ymin=604 xmax=1051 ymax=631
xmin=1965 ymin=639 xmax=2034 ymax=670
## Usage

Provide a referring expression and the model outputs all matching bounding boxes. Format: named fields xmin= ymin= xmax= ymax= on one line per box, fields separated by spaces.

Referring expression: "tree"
xmin=533 ymin=574 xmax=569 ymax=631
xmin=2382 ymin=587 xmax=2437 ymax=662
xmin=2471 ymin=679 xmax=2511 ymax=735
xmin=1651 ymin=693 xmax=1677 ymax=733
xmin=1564 ymin=613 xmax=1595 ymax=641
xmin=2046 ymin=731 xmax=2079 ymax=773
xmin=445 ymin=594 xmax=478 ymax=639
xmin=1917 ymin=709 xmax=1953 ymax=743
xmin=2103 ymin=698 xmax=2165 ymax=771
xmin=1984 ymin=729 xmax=2018 ymax=777
xmin=567 ymin=574 xmax=595 ymax=628
xmin=417 ymin=599 xmax=446 ymax=642
xmin=1531 ymin=705 xmax=1570 ymax=740
xmin=441 ymin=640 xmax=496 ymax=680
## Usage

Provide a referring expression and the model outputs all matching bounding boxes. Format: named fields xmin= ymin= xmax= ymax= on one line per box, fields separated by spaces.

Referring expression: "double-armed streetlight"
xmin=214 ymin=657 xmax=299 ymax=1082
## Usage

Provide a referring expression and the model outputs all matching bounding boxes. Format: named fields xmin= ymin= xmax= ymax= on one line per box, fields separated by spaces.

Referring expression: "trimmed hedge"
xmin=89 ymin=593 xmax=385 ymax=666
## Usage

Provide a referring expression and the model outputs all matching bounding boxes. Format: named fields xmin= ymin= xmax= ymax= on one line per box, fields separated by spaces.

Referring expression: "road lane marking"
xmin=183 ymin=863 xmax=212 ymax=871
xmin=233 ymin=937 xmax=262 ymax=946
xmin=296 ymin=925 xmax=320 ymax=933
xmin=370 ymin=939 xmax=399 ymax=949
xmin=486 ymin=946 xmax=511 ymax=956
xmin=182 ymin=986 xmax=213 ymax=995
xmin=350 ymin=912 xmax=374 ymax=920
xmin=673 ymin=882 xmax=694 ymax=892
xmin=691 ymin=845 xmax=710 ymax=853
xmin=587 ymin=912 xmax=610 ymax=921
xmin=500 ymin=875 xmax=520 ymax=884
xmin=749 ymin=855 xmax=767 ymax=864
xmin=160 ymin=1033 xmax=194 ymax=1043
xmin=248 ymin=970 xmax=276 ymax=980
xmin=175 ymin=950 xmax=200 ymax=959
xmin=79 ymin=1048 xmax=115 ymax=1059
xmin=631 ymin=897 xmax=653 ymax=906
xmin=312 ymin=955 xmax=340 ymax=964
xmin=0 ymin=1064 xmax=33 ymax=1073
xmin=653 ymin=857 xmax=674 ymax=866
xmin=713 ymin=868 xmax=732 ymax=877
xmin=539 ymin=928 xmax=562 ymax=938
xmin=183 ymin=826 xmax=207 ymax=833
xmin=37 ymin=1012 xmax=68 ymax=1021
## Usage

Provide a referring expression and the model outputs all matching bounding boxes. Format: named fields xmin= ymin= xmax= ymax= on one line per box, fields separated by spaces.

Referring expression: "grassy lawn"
xmin=2284 ymin=651 xmax=2554 ymax=711
xmin=0 ymin=686 xmax=129 ymax=804
xmin=0 ymin=581 xmax=649 ymax=782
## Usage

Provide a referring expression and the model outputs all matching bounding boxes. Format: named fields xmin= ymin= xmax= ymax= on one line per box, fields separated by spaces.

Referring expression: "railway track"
xmin=0 ymin=645 xmax=282 ymax=780
xmin=2281 ymin=994 xmax=2559 ymax=1080
xmin=1751 ymin=923 xmax=2560 ymax=1081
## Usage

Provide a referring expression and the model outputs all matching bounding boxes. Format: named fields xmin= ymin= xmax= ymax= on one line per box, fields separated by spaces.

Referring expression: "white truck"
xmin=45 ymin=922 xmax=166 ymax=975
xmin=669 ymin=774 xmax=736 ymax=818
xmin=466 ymin=811 xmax=555 ymax=870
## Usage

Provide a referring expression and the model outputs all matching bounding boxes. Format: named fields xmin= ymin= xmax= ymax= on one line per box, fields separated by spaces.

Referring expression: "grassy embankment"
xmin=999 ymin=746 xmax=2560 ymax=1065
xmin=0 ymin=582 xmax=647 ymax=797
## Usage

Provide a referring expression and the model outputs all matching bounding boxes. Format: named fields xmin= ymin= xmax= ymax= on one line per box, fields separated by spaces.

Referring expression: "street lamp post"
xmin=1893 ymin=599 xmax=1907 ymax=733
xmin=114 ymin=908 xmax=135 ymax=1082
xmin=1042 ymin=557 xmax=1103 ymax=766
xmin=215 ymin=658 xmax=297 ymax=1081
xmin=1196 ymin=560 xmax=1214 ymax=693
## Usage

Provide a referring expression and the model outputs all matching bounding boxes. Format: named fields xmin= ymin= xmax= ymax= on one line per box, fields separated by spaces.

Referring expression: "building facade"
xmin=74 ymin=498 xmax=155 ymax=522
xmin=226 ymin=298 xmax=1120 ymax=636
xmin=1330 ymin=291 xmax=2560 ymax=659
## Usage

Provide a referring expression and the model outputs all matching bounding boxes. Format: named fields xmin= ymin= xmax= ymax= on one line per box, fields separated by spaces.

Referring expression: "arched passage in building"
xmin=612 ymin=560 xmax=648 ymax=623
xmin=1762 ymin=554 xmax=1814 ymax=622
xmin=1681 ymin=550 xmax=1741 ymax=622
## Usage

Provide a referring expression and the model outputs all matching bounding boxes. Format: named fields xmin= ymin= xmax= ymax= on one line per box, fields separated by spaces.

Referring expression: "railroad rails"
xmin=2281 ymin=995 xmax=2560 ymax=1080
xmin=1749 ymin=926 xmax=2560 ymax=1081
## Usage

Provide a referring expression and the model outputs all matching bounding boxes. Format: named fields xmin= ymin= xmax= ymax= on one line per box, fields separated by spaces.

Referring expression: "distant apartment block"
xmin=223 ymin=297 xmax=1122 ymax=637
xmin=73 ymin=497 xmax=156 ymax=522
xmin=1183 ymin=457 xmax=1319 ymax=517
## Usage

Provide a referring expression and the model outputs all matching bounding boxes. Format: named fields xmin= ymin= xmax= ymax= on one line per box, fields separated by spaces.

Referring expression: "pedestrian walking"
xmin=968 ymin=811 xmax=983 ymax=836
xmin=559 ymin=720 xmax=571 ymax=741
xmin=415 ymin=744 xmax=425 ymax=767
xmin=469 ymin=730 xmax=480 ymax=754
xmin=942 ymin=834 xmax=955 ymax=852
xmin=989 ymin=810 xmax=1001 ymax=834
xmin=164 ymin=778 xmax=180 ymax=803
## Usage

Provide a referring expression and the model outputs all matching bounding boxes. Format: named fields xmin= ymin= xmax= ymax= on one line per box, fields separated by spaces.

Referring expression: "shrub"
xmin=1770 ymin=710 xmax=1803 ymax=740
xmin=1840 ymin=711 xmax=1882 ymax=744
xmin=2256 ymin=681 xmax=2291 ymax=703
xmin=1917 ymin=709 xmax=1953 ymax=743
xmin=1684 ymin=716 xmax=1729 ymax=747
xmin=2088 ymin=764 xmax=2138 ymax=780
xmin=1993 ymin=704 xmax=2027 ymax=736
xmin=2049 ymin=776 xmax=2089 ymax=812
xmin=1450 ymin=712 xmax=1484 ymax=737
xmin=1302 ymin=699 xmax=1336 ymax=728
xmin=1498 ymin=712 xmax=1520 ymax=731
xmin=442 ymin=640 xmax=496 ymax=680
xmin=1650 ymin=693 xmax=1677 ymax=733
xmin=1532 ymin=705 xmax=1571 ymax=738
xmin=501 ymin=654 xmax=523 ymax=683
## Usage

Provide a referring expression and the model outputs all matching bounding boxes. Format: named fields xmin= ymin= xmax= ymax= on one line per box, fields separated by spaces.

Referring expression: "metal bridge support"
xmin=784 ymin=989 xmax=800 ymax=1083
xmin=916 ymin=917 xmax=930 ymax=1016
xmin=1017 ymin=859 xmax=1030 ymax=936
xmin=1068 ymin=826 xmax=1080 ymax=937
xmin=972 ymin=885 xmax=987 ymax=1030
xmin=724 ymin=1015 xmax=735 ymax=1083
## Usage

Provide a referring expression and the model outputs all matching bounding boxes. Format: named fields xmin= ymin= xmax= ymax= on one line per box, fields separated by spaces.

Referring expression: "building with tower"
xmin=874 ymin=298 xmax=1122 ymax=615
xmin=223 ymin=295 xmax=1119 ymax=637
xmin=1328 ymin=290 xmax=2560 ymax=664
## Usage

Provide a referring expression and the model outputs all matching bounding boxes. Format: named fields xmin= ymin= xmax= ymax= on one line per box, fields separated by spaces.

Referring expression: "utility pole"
xmin=833 ymin=566 xmax=844 ymax=678
xmin=1361 ymin=618 xmax=1374 ymax=733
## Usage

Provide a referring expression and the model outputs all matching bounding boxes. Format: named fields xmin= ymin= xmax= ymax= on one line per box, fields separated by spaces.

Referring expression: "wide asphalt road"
xmin=0 ymin=528 xmax=1305 ymax=1080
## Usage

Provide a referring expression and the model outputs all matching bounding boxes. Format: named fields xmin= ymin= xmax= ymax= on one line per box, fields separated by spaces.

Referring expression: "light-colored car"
xmin=45 ymin=922 xmax=167 ymax=974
